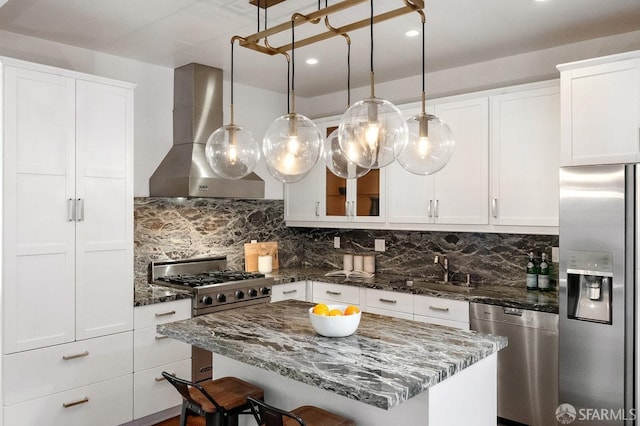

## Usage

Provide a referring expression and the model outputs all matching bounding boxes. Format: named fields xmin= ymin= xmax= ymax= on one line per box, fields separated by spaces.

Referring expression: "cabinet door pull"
xmin=379 ymin=298 xmax=397 ymax=304
xmin=428 ymin=200 xmax=433 ymax=218
xmin=429 ymin=305 xmax=449 ymax=312
xmin=492 ymin=198 xmax=498 ymax=218
xmin=62 ymin=350 xmax=89 ymax=360
xmin=434 ymin=199 xmax=439 ymax=218
xmin=67 ymin=198 xmax=76 ymax=222
xmin=326 ymin=290 xmax=342 ymax=296
xmin=155 ymin=310 xmax=176 ymax=317
xmin=315 ymin=201 xmax=320 ymax=216
xmin=344 ymin=201 xmax=349 ymax=216
xmin=155 ymin=335 xmax=169 ymax=340
xmin=62 ymin=397 xmax=89 ymax=408
xmin=283 ymin=289 xmax=298 ymax=294
xmin=76 ymin=198 xmax=84 ymax=222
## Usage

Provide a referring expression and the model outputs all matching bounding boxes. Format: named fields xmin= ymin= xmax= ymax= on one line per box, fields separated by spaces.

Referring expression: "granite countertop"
xmin=157 ymin=299 xmax=507 ymax=410
xmin=134 ymin=266 xmax=558 ymax=313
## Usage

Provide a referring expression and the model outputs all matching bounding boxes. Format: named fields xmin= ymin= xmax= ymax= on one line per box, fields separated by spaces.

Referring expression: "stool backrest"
xmin=247 ymin=396 xmax=306 ymax=426
xmin=161 ymin=372 xmax=225 ymax=415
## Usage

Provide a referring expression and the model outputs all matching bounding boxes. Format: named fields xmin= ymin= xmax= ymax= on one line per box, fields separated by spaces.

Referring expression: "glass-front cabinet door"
xmin=323 ymin=125 xmax=384 ymax=222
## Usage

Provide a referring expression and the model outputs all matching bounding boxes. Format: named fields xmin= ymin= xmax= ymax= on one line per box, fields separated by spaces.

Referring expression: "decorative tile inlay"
xmin=157 ymin=300 xmax=507 ymax=410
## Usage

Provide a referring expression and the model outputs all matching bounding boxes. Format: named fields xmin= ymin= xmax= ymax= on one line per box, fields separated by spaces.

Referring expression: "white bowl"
xmin=308 ymin=304 xmax=361 ymax=337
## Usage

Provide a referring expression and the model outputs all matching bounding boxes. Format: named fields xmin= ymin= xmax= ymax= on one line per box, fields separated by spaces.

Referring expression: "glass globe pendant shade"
xmin=338 ymin=97 xmax=408 ymax=169
xmin=205 ymin=124 xmax=260 ymax=180
xmin=396 ymin=113 xmax=455 ymax=175
xmin=325 ymin=128 xmax=370 ymax=179
xmin=265 ymin=161 xmax=309 ymax=183
xmin=263 ymin=113 xmax=323 ymax=182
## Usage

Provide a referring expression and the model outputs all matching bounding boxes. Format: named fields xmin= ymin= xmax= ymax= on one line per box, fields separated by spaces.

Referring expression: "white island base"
xmin=214 ymin=353 xmax=497 ymax=426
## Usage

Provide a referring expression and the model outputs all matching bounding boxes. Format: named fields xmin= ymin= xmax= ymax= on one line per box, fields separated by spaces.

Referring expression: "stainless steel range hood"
xmin=150 ymin=63 xmax=265 ymax=198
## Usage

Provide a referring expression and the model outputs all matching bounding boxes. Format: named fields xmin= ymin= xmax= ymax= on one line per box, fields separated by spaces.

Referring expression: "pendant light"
xmin=338 ymin=0 xmax=407 ymax=170
xmin=263 ymin=18 xmax=323 ymax=183
xmin=324 ymin=10 xmax=370 ymax=180
xmin=396 ymin=9 xmax=454 ymax=175
xmin=205 ymin=37 xmax=260 ymax=180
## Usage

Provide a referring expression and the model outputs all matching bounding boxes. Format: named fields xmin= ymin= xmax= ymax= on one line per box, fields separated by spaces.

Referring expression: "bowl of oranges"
xmin=308 ymin=303 xmax=361 ymax=337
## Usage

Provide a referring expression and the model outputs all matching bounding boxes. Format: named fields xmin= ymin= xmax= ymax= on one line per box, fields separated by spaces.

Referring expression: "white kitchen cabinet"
xmin=558 ymin=51 xmax=640 ymax=165
xmin=365 ymin=289 xmax=413 ymax=320
xmin=387 ymin=96 xmax=489 ymax=226
xmin=413 ymin=295 xmax=470 ymax=330
xmin=490 ymin=83 xmax=560 ymax=227
xmin=2 ymin=58 xmax=134 ymax=353
xmin=4 ymin=375 xmax=133 ymax=426
xmin=311 ymin=281 xmax=361 ymax=306
xmin=133 ymin=299 xmax=191 ymax=420
xmin=285 ymin=117 xmax=386 ymax=225
xmin=271 ymin=281 xmax=308 ymax=302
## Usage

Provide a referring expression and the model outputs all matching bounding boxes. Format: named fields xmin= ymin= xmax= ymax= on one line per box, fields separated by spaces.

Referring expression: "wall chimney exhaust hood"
xmin=149 ymin=63 xmax=265 ymax=198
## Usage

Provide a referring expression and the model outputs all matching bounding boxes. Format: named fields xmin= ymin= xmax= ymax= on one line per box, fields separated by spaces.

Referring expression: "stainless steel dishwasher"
xmin=470 ymin=302 xmax=558 ymax=426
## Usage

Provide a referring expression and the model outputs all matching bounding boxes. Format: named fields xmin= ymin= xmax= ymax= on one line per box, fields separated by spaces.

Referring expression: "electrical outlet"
xmin=552 ymin=246 xmax=559 ymax=262
xmin=374 ymin=239 xmax=385 ymax=252
xmin=334 ymin=236 xmax=341 ymax=249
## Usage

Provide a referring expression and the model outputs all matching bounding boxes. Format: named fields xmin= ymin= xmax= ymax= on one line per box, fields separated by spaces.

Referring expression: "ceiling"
xmin=1 ymin=0 xmax=639 ymax=97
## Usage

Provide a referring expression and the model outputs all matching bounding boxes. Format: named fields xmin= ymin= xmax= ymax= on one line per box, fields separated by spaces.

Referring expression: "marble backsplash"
xmin=134 ymin=198 xmax=558 ymax=285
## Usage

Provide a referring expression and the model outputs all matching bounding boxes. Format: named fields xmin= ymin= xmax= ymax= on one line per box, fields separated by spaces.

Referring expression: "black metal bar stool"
xmin=247 ymin=396 xmax=356 ymax=426
xmin=162 ymin=372 xmax=264 ymax=426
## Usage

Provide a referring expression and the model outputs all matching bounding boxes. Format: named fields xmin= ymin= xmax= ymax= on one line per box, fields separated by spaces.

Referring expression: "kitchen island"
xmin=157 ymin=300 xmax=507 ymax=426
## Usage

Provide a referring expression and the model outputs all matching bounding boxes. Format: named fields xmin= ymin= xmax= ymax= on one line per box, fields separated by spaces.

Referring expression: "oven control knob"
xmin=248 ymin=288 xmax=258 ymax=297
xmin=235 ymin=290 xmax=245 ymax=299
xmin=260 ymin=286 xmax=271 ymax=295
xmin=216 ymin=294 xmax=226 ymax=303
xmin=202 ymin=295 xmax=213 ymax=305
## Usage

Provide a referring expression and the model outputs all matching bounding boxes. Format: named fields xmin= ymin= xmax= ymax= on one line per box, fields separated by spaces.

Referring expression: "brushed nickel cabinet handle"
xmin=428 ymin=200 xmax=433 ymax=218
xmin=76 ymin=198 xmax=84 ymax=222
xmin=62 ymin=350 xmax=89 ymax=360
xmin=379 ymin=298 xmax=397 ymax=304
xmin=283 ymin=289 xmax=298 ymax=294
xmin=155 ymin=372 xmax=174 ymax=382
xmin=155 ymin=335 xmax=169 ymax=340
xmin=434 ymin=199 xmax=439 ymax=218
xmin=429 ymin=305 xmax=450 ymax=312
xmin=155 ymin=310 xmax=176 ymax=317
xmin=492 ymin=198 xmax=498 ymax=218
xmin=315 ymin=201 xmax=319 ymax=216
xmin=326 ymin=290 xmax=342 ymax=296
xmin=67 ymin=198 xmax=76 ymax=221
xmin=63 ymin=397 xmax=89 ymax=408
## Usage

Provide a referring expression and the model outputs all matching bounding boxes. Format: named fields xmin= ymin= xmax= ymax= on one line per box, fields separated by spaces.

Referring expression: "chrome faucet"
xmin=433 ymin=255 xmax=449 ymax=282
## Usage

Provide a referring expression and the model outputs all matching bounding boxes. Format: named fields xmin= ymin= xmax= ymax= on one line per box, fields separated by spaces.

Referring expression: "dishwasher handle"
xmin=503 ymin=307 xmax=523 ymax=316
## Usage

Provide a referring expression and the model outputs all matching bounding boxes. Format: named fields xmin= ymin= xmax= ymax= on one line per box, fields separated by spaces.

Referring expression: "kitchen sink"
xmin=402 ymin=280 xmax=474 ymax=293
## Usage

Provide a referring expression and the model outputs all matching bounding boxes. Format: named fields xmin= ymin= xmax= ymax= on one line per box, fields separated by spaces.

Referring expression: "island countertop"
xmin=157 ymin=299 xmax=507 ymax=410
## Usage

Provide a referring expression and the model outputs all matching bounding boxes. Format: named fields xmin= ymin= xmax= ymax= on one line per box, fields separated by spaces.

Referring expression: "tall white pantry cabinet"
xmin=1 ymin=57 xmax=134 ymax=425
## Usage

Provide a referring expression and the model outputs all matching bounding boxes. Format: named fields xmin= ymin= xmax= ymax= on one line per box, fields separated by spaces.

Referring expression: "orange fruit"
xmin=344 ymin=305 xmax=360 ymax=315
xmin=312 ymin=303 xmax=329 ymax=316
xmin=328 ymin=309 xmax=343 ymax=316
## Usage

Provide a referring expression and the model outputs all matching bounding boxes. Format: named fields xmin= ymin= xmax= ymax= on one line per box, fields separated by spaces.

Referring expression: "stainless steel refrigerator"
xmin=559 ymin=164 xmax=636 ymax=425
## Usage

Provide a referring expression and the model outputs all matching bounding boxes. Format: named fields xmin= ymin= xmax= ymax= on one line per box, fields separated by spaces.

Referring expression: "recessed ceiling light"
xmin=405 ymin=30 xmax=420 ymax=37
xmin=306 ymin=58 xmax=318 ymax=65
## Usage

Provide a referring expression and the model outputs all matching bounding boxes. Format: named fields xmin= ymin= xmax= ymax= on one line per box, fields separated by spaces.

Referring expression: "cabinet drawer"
xmin=366 ymin=307 xmax=414 ymax=320
xmin=134 ymin=326 xmax=191 ymax=371
xmin=413 ymin=295 xmax=469 ymax=323
xmin=272 ymin=281 xmax=307 ymax=303
xmin=312 ymin=282 xmax=360 ymax=305
xmin=413 ymin=314 xmax=470 ymax=330
xmin=4 ymin=374 xmax=133 ymax=426
xmin=366 ymin=289 xmax=413 ymax=314
xmin=134 ymin=299 xmax=191 ymax=329
xmin=134 ymin=359 xmax=191 ymax=419
xmin=4 ymin=331 xmax=133 ymax=405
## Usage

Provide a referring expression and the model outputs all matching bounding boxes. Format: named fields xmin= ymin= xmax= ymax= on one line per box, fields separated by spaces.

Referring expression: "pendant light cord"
xmin=230 ymin=38 xmax=235 ymax=124
xmin=369 ymin=0 xmax=375 ymax=97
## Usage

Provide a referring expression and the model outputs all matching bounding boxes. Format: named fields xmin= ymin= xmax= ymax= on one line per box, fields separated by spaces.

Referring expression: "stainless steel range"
xmin=149 ymin=255 xmax=274 ymax=382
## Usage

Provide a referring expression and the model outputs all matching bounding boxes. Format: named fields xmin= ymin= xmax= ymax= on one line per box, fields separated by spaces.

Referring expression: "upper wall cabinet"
xmin=2 ymin=59 xmax=134 ymax=353
xmin=387 ymin=97 xmax=489 ymax=226
xmin=490 ymin=84 xmax=560 ymax=227
xmin=558 ymin=51 xmax=640 ymax=166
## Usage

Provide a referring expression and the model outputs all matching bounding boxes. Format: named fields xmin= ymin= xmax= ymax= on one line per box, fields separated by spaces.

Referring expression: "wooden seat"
xmin=162 ymin=372 xmax=264 ymax=426
xmin=247 ymin=396 xmax=355 ymax=426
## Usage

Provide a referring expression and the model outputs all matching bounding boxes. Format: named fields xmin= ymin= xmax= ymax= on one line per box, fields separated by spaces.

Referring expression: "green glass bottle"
xmin=538 ymin=253 xmax=550 ymax=291
xmin=526 ymin=251 xmax=538 ymax=290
